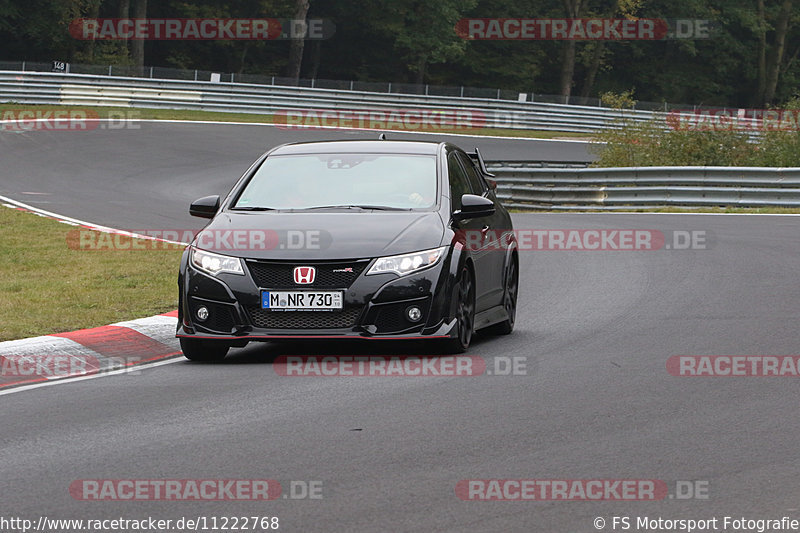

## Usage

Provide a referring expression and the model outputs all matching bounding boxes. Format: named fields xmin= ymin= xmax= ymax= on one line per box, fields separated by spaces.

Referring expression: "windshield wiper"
xmin=300 ymin=204 xmax=410 ymax=211
xmin=230 ymin=206 xmax=277 ymax=211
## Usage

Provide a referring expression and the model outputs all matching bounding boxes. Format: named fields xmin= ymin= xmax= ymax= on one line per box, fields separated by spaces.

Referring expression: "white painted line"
xmin=136 ymin=118 xmax=595 ymax=143
xmin=0 ymin=195 xmax=191 ymax=245
xmin=0 ymin=116 xmax=592 ymax=143
xmin=0 ymin=356 xmax=184 ymax=397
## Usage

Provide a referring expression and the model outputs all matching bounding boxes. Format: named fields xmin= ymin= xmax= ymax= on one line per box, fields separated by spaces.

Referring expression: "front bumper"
xmin=177 ymin=253 xmax=457 ymax=342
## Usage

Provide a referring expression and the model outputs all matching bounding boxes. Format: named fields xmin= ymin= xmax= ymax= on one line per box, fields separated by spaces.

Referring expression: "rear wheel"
xmin=443 ymin=265 xmax=475 ymax=354
xmin=490 ymin=256 xmax=518 ymax=335
xmin=180 ymin=338 xmax=230 ymax=362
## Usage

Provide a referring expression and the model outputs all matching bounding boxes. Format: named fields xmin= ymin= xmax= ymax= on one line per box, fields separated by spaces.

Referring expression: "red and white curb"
xmin=0 ymin=311 xmax=182 ymax=393
xmin=0 ymin=197 xmax=189 ymax=395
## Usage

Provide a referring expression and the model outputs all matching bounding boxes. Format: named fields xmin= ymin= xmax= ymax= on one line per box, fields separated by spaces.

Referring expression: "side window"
xmin=457 ymin=152 xmax=487 ymax=195
xmin=447 ymin=152 xmax=471 ymax=212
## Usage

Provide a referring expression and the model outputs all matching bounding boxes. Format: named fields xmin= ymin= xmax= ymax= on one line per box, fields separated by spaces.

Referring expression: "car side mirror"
xmin=189 ymin=195 xmax=220 ymax=219
xmin=453 ymin=194 xmax=495 ymax=220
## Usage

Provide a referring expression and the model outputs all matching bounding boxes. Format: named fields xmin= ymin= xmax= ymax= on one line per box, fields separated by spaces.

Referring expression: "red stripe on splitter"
xmin=52 ymin=325 xmax=178 ymax=362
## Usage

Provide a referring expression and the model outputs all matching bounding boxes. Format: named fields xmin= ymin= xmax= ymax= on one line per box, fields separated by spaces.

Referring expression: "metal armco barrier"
xmin=0 ymin=71 xmax=657 ymax=134
xmin=485 ymin=164 xmax=800 ymax=210
xmin=2 ymin=71 xmax=791 ymax=210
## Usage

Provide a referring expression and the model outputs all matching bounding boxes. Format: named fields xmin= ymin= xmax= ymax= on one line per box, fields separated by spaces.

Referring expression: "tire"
xmin=442 ymin=265 xmax=476 ymax=354
xmin=180 ymin=337 xmax=230 ymax=362
xmin=490 ymin=256 xmax=518 ymax=335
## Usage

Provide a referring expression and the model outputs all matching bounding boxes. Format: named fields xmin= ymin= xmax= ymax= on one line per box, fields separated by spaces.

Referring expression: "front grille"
xmin=247 ymin=307 xmax=363 ymax=329
xmin=247 ymin=260 xmax=369 ymax=289
xmin=190 ymin=299 xmax=238 ymax=333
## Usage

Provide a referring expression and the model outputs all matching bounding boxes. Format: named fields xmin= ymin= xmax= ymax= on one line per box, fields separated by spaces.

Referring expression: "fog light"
xmin=196 ymin=306 xmax=209 ymax=322
xmin=406 ymin=306 xmax=422 ymax=322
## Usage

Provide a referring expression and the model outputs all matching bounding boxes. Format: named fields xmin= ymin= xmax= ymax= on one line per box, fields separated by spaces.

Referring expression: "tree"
xmin=285 ymin=0 xmax=309 ymax=81
xmin=377 ymin=0 xmax=477 ymax=85
xmin=760 ymin=0 xmax=793 ymax=105
xmin=559 ymin=0 xmax=584 ymax=98
xmin=131 ymin=0 xmax=147 ymax=73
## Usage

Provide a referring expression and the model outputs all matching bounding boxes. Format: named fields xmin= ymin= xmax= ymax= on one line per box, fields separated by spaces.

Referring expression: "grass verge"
xmin=0 ymin=205 xmax=183 ymax=342
xmin=0 ymin=103 xmax=591 ymax=140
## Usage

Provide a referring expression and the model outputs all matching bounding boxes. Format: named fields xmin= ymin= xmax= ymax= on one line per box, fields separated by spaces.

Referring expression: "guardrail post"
xmin=460 ymin=86 xmax=464 ymax=97
xmin=149 ymin=66 xmax=153 ymax=78
xmin=194 ymin=70 xmax=197 ymax=81
xmin=425 ymin=84 xmax=428 ymax=95
xmin=388 ymin=82 xmax=392 ymax=93
xmin=350 ymin=80 xmax=354 ymax=91
xmin=21 ymin=61 xmax=25 ymax=71
xmin=108 ymin=65 xmax=112 ymax=76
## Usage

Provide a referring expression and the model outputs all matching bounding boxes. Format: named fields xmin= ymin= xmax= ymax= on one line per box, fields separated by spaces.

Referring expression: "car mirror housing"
xmin=453 ymin=194 xmax=495 ymax=220
xmin=189 ymin=195 xmax=220 ymax=219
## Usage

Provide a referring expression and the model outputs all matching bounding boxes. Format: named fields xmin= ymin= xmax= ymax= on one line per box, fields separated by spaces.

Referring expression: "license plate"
xmin=261 ymin=291 xmax=343 ymax=310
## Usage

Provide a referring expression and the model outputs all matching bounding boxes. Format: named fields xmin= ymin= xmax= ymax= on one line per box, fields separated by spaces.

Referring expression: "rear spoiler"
xmin=467 ymin=148 xmax=497 ymax=190
xmin=467 ymin=148 xmax=495 ymax=178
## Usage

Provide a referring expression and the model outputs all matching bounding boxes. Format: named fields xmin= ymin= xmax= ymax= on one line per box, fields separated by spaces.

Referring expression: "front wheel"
xmin=442 ymin=265 xmax=475 ymax=354
xmin=490 ymin=256 xmax=518 ymax=335
xmin=180 ymin=338 xmax=230 ymax=362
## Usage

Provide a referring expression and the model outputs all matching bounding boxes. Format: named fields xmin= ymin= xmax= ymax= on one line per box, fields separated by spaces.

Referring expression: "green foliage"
xmin=599 ymin=90 xmax=636 ymax=109
xmin=2 ymin=0 xmax=800 ymax=108
xmin=592 ymin=95 xmax=800 ymax=167
xmin=591 ymin=119 xmax=757 ymax=167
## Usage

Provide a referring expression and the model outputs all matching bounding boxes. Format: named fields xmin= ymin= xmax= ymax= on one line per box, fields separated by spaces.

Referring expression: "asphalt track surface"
xmin=2 ymin=123 xmax=800 ymax=532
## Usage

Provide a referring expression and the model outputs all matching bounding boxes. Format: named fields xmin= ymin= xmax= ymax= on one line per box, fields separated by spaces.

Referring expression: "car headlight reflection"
xmin=367 ymin=246 xmax=447 ymax=277
xmin=190 ymin=248 xmax=244 ymax=276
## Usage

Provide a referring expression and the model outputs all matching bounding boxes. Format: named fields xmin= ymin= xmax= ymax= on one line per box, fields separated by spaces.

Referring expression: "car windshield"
xmin=233 ymin=153 xmax=437 ymax=210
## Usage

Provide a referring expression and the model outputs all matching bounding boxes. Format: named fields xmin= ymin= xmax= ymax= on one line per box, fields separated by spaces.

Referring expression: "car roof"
xmin=269 ymin=140 xmax=443 ymax=156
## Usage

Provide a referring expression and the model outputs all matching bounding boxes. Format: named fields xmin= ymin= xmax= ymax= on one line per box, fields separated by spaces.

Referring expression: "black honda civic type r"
xmin=177 ymin=139 xmax=518 ymax=361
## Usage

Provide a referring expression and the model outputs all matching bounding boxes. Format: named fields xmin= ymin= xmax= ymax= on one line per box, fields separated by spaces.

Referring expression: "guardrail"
xmin=0 ymin=59 xmax=682 ymax=110
xmin=0 ymin=71 xmax=658 ymax=134
xmin=485 ymin=164 xmax=800 ymax=210
xmin=2 ymin=71 xmax=788 ymax=210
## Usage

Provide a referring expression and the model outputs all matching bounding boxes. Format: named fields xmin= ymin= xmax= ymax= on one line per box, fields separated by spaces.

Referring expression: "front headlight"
xmin=190 ymin=248 xmax=244 ymax=276
xmin=367 ymin=246 xmax=447 ymax=277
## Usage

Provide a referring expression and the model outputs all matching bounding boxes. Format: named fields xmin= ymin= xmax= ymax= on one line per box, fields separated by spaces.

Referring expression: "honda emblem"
xmin=293 ymin=266 xmax=316 ymax=284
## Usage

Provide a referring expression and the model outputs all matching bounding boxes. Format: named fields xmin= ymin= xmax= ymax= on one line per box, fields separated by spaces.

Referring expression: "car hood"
xmin=194 ymin=211 xmax=445 ymax=260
